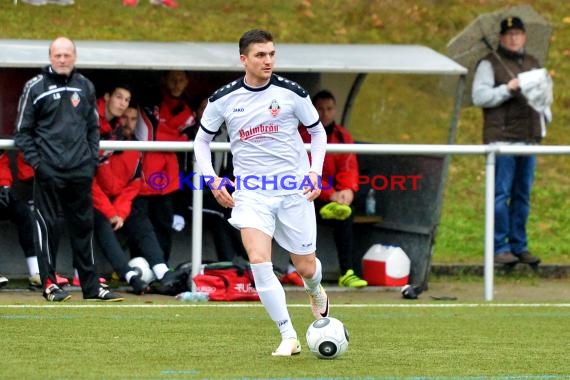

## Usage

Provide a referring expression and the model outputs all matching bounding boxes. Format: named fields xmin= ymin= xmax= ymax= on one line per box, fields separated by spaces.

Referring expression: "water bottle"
xmin=365 ymin=188 xmax=376 ymax=216
xmin=175 ymin=291 xmax=209 ymax=302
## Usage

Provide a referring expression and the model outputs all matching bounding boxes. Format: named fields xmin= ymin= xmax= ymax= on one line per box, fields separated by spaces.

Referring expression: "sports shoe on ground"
xmin=155 ymin=269 xmax=187 ymax=295
xmin=494 ymin=252 xmax=519 ymax=264
xmin=72 ymin=275 xmax=107 ymax=287
xmin=517 ymin=251 xmax=541 ymax=265
xmin=271 ymin=338 xmax=301 ymax=357
xmin=123 ymin=0 xmax=139 ymax=5
xmin=280 ymin=272 xmax=304 ymax=287
xmin=22 ymin=0 xmax=47 ymax=5
xmin=86 ymin=287 xmax=124 ymax=302
xmin=401 ymin=284 xmax=423 ymax=299
xmin=43 ymin=284 xmax=72 ymax=302
xmin=307 ymin=285 xmax=329 ymax=320
xmin=29 ymin=274 xmax=42 ymax=289
xmin=319 ymin=202 xmax=352 ymax=221
xmin=0 ymin=275 xmax=8 ymax=288
xmin=129 ymin=274 xmax=148 ymax=295
xmin=338 ymin=269 xmax=368 ymax=288
xmin=150 ymin=0 xmax=178 ymax=8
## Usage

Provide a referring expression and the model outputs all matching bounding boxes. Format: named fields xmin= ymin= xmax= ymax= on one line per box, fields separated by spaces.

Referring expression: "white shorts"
xmin=228 ymin=190 xmax=316 ymax=254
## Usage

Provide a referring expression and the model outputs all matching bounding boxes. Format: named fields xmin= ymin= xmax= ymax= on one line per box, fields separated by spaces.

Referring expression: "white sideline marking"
xmin=0 ymin=303 xmax=569 ymax=309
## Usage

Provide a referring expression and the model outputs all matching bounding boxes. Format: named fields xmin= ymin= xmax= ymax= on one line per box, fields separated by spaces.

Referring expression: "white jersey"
xmin=200 ymin=74 xmax=322 ymax=195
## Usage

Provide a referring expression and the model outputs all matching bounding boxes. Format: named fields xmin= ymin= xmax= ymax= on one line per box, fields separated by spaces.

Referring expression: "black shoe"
xmin=43 ymin=284 xmax=72 ymax=302
xmin=494 ymin=252 xmax=519 ymax=264
xmin=86 ymin=287 xmax=124 ymax=302
xmin=401 ymin=284 xmax=423 ymax=300
xmin=156 ymin=271 xmax=178 ymax=295
xmin=156 ymin=269 xmax=188 ymax=296
xmin=129 ymin=274 xmax=148 ymax=295
xmin=517 ymin=251 xmax=541 ymax=265
xmin=160 ymin=270 xmax=177 ymax=287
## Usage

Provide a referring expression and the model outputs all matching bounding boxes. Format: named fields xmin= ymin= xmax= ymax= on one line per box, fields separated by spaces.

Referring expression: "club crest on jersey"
xmin=70 ymin=92 xmax=80 ymax=107
xmin=269 ymin=99 xmax=280 ymax=117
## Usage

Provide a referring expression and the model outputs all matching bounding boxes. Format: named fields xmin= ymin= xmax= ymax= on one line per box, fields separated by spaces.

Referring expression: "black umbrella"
xmin=446 ymin=4 xmax=552 ymax=106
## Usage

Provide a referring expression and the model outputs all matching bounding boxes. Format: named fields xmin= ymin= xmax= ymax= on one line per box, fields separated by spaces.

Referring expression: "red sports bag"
xmin=193 ymin=261 xmax=260 ymax=302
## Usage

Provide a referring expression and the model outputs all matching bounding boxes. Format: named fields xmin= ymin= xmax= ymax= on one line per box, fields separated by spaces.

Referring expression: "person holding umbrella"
xmin=472 ymin=16 xmax=552 ymax=266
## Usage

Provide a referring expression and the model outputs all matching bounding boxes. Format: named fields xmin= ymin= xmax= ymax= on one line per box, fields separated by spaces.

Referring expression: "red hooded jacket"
xmin=92 ymin=148 xmax=143 ymax=220
xmin=139 ymin=94 xmax=196 ymax=196
xmin=299 ymin=122 xmax=359 ymax=201
xmin=96 ymin=97 xmax=122 ymax=139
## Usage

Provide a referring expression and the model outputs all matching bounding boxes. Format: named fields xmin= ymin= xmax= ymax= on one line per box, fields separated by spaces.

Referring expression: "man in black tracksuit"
xmin=14 ymin=37 xmax=122 ymax=302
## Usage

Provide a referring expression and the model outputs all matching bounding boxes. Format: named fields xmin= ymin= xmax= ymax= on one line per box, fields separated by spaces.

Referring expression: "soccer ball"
xmin=128 ymin=257 xmax=156 ymax=284
xmin=305 ymin=317 xmax=349 ymax=359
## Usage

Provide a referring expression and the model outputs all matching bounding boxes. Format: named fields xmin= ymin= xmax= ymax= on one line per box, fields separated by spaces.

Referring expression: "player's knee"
xmin=294 ymin=256 xmax=316 ymax=278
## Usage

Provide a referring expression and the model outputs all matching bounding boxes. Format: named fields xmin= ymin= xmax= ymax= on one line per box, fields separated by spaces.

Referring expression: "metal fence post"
xmin=484 ymin=150 xmax=496 ymax=301
xmin=190 ymin=158 xmax=203 ymax=292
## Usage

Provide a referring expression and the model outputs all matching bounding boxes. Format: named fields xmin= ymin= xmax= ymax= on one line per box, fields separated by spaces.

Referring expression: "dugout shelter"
xmin=0 ymin=40 xmax=467 ymax=289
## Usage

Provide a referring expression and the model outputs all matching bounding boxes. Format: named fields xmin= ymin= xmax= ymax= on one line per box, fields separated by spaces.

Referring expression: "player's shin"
xmin=250 ymin=262 xmax=297 ymax=340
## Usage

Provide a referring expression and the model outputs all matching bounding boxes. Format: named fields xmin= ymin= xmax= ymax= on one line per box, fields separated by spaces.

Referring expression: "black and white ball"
xmin=128 ymin=257 xmax=156 ymax=284
xmin=306 ymin=317 xmax=349 ymax=359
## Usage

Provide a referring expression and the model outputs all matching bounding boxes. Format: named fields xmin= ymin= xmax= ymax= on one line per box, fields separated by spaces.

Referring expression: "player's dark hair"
xmin=239 ymin=29 xmax=274 ymax=55
xmin=105 ymin=83 xmax=133 ymax=97
xmin=312 ymin=89 xmax=336 ymax=105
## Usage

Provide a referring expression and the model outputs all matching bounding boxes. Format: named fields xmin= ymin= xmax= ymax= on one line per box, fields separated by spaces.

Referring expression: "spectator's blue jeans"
xmin=494 ymin=154 xmax=536 ymax=255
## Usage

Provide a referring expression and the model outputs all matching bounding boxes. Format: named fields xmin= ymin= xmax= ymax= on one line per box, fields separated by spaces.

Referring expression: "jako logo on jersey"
xmin=70 ymin=92 xmax=80 ymax=107
xmin=269 ymin=99 xmax=280 ymax=117
xmin=233 ymin=107 xmax=244 ymax=112
xmin=239 ymin=123 xmax=279 ymax=141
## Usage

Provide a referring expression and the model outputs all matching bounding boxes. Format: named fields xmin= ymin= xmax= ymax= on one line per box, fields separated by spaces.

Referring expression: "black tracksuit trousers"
xmin=33 ymin=174 xmax=100 ymax=298
xmin=93 ymin=210 xmax=132 ymax=279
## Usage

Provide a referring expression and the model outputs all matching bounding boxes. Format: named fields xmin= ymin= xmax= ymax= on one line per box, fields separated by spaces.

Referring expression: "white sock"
xmin=124 ymin=270 xmax=138 ymax=283
xmin=27 ymin=256 xmax=39 ymax=276
xmin=303 ymin=257 xmax=322 ymax=295
xmin=153 ymin=263 xmax=170 ymax=280
xmin=251 ymin=262 xmax=297 ymax=340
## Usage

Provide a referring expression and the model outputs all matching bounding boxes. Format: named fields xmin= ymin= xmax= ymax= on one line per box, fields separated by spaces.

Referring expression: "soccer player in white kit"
xmin=194 ymin=29 xmax=329 ymax=357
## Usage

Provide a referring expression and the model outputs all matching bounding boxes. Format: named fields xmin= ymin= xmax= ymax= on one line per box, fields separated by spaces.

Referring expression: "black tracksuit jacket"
xmin=14 ymin=65 xmax=99 ymax=177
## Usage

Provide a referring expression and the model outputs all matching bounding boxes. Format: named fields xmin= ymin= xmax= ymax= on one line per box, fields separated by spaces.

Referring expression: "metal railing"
xmin=3 ymin=139 xmax=569 ymax=300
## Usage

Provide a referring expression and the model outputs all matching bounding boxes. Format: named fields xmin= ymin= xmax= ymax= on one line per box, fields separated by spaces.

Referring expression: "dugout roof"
xmin=0 ymin=40 xmax=466 ymax=75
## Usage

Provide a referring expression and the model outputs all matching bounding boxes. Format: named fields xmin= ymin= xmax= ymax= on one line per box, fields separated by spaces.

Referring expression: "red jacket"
xmin=16 ymin=152 xmax=35 ymax=181
xmin=92 ymin=149 xmax=143 ymax=220
xmin=139 ymin=95 xmax=196 ymax=196
xmin=97 ymin=98 xmax=119 ymax=138
xmin=299 ymin=122 xmax=359 ymax=201
xmin=0 ymin=152 xmax=34 ymax=186
xmin=0 ymin=152 xmax=12 ymax=187
xmin=156 ymin=94 xmax=196 ymax=142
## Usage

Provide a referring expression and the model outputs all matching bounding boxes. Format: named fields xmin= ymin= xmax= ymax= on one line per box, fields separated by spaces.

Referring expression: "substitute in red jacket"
xmin=139 ymin=70 xmax=196 ymax=196
xmin=92 ymin=105 xmax=148 ymax=295
xmin=137 ymin=70 xmax=196 ymax=263
xmin=298 ymin=89 xmax=367 ymax=288
xmin=96 ymin=84 xmax=132 ymax=139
